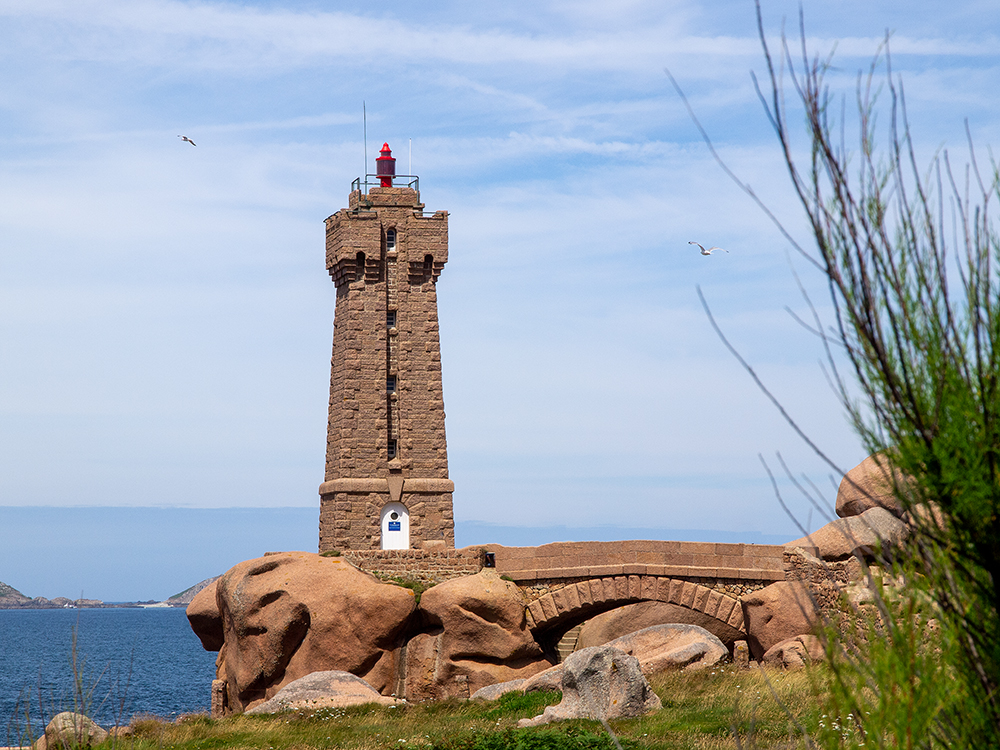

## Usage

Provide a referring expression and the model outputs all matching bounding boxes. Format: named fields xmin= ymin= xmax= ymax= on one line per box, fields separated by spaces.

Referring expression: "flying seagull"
xmin=689 ymin=241 xmax=728 ymax=255
xmin=178 ymin=135 xmax=197 ymax=146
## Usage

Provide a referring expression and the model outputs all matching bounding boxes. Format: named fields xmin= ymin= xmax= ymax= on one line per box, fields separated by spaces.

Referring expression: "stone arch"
xmin=525 ymin=575 xmax=745 ymax=638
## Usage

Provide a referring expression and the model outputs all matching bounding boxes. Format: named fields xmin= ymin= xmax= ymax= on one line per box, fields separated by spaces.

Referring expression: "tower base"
xmin=319 ymin=478 xmax=455 ymax=552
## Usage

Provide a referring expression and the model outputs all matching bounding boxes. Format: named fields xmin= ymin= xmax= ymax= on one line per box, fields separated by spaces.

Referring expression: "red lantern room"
xmin=375 ymin=142 xmax=396 ymax=187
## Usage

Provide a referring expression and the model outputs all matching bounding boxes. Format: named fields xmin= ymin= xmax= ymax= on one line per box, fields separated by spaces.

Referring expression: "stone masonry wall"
xmin=341 ymin=547 xmax=483 ymax=585
xmin=319 ymin=487 xmax=455 ymax=551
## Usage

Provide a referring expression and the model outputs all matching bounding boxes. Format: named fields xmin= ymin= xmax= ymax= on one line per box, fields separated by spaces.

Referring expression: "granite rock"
xmin=186 ymin=579 xmax=223 ymax=652
xmin=404 ymin=570 xmax=550 ymax=701
xmin=38 ymin=712 xmax=108 ymax=750
xmin=836 ymin=454 xmax=908 ymax=518
xmin=577 ymin=600 xmax=745 ymax=649
xmin=602 ymin=623 xmax=728 ymax=674
xmin=517 ymin=647 xmax=661 ymax=727
xmin=213 ymin=552 xmax=416 ymax=713
xmin=762 ymin=635 xmax=826 ymax=669
xmin=245 ymin=670 xmax=400 ymax=713
xmin=785 ymin=507 xmax=909 ymax=561
xmin=742 ymin=581 xmax=818 ymax=660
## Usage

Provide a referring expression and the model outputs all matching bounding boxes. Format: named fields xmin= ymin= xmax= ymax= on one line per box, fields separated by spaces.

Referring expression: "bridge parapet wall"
xmin=483 ymin=539 xmax=790 ymax=585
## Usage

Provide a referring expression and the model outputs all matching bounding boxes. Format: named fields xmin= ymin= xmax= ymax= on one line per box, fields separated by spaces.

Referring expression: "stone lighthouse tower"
xmin=318 ymin=144 xmax=454 ymax=551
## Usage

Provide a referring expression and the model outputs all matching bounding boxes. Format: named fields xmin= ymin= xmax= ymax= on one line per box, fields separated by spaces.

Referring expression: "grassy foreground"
xmin=102 ymin=666 xmax=835 ymax=750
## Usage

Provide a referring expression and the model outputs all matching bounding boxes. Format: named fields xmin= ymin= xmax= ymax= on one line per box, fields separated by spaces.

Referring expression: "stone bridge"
xmin=482 ymin=540 xmax=791 ymax=651
xmin=344 ymin=538 xmax=797 ymax=655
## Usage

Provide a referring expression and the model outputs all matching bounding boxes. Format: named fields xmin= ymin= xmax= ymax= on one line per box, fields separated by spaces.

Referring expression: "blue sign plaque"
xmin=388 ymin=521 xmax=401 ymax=531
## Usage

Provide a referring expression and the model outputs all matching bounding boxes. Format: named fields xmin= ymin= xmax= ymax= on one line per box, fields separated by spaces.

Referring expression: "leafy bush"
xmin=672 ymin=4 xmax=999 ymax=745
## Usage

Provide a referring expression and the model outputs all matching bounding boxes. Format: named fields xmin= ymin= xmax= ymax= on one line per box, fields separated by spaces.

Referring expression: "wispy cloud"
xmin=3 ymin=0 xmax=992 ymax=81
xmin=1 ymin=0 xmax=996 ymax=576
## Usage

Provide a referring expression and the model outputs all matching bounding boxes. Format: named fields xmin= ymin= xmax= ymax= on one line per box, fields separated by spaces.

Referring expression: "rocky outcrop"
xmin=521 ymin=663 xmax=565 ymax=694
xmin=742 ymin=580 xmax=817 ymax=660
xmin=517 ymin=647 xmax=661 ymax=727
xmin=209 ymin=551 xmax=417 ymax=713
xmin=576 ymin=600 xmax=745 ymax=649
xmin=836 ymin=454 xmax=909 ymax=518
xmin=762 ymin=635 xmax=825 ymax=669
xmin=470 ymin=623 xmax=726 ymax=705
xmin=191 ymin=556 xmax=559 ymax=712
xmin=168 ymin=575 xmax=221 ymax=606
xmin=470 ymin=679 xmax=526 ymax=701
xmin=0 ymin=580 xmax=28 ymax=606
xmin=785 ymin=507 xmax=909 ymax=561
xmin=35 ymin=712 xmax=108 ymax=750
xmin=602 ymin=623 xmax=727 ymax=674
xmin=0 ymin=583 xmax=106 ymax=610
xmin=187 ymin=580 xmax=223 ymax=652
xmin=404 ymin=570 xmax=551 ymax=701
xmin=245 ymin=670 xmax=400 ymax=713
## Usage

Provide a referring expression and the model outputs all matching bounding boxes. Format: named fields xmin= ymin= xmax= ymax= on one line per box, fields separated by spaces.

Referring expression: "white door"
xmin=380 ymin=502 xmax=409 ymax=550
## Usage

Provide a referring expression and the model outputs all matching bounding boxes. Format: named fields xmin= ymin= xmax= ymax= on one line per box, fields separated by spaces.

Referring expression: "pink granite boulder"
xmin=742 ymin=581 xmax=818 ymax=660
xmin=603 ymin=623 xmax=727 ymax=673
xmin=836 ymin=454 xmax=910 ymax=518
xmin=245 ymin=670 xmax=401 ymax=713
xmin=762 ymin=635 xmax=826 ymax=669
xmin=785 ymin=507 xmax=909 ymax=561
xmin=576 ymin=600 xmax=745 ymax=649
xmin=404 ymin=570 xmax=551 ymax=701
xmin=212 ymin=552 xmax=417 ymax=713
xmin=186 ymin=579 xmax=223 ymax=652
xmin=518 ymin=623 xmax=727 ymax=694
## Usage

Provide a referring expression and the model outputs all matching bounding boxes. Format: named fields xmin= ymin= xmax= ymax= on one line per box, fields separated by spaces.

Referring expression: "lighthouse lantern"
xmin=375 ymin=142 xmax=396 ymax=187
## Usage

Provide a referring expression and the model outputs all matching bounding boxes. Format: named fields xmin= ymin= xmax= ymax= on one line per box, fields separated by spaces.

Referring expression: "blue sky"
xmin=1 ymin=1 xmax=998 ymax=600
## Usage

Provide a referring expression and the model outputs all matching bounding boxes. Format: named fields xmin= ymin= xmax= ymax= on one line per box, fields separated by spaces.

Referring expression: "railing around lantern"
xmin=351 ymin=174 xmax=420 ymax=194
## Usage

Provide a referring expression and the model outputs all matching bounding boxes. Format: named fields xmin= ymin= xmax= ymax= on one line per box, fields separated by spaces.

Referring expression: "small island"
xmin=0 ymin=576 xmax=219 ymax=609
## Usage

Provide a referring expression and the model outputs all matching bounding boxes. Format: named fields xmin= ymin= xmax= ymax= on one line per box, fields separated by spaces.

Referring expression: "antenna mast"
xmin=363 ymin=102 xmax=367 ymax=186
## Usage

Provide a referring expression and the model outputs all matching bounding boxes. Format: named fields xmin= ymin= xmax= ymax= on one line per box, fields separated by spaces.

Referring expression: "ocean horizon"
xmin=0 ymin=505 xmax=797 ymax=603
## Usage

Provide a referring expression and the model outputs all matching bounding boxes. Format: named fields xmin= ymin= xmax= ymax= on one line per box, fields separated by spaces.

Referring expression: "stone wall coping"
xmin=483 ymin=540 xmax=786 ymax=562
xmin=485 ymin=539 xmax=784 ymax=554
xmin=343 ymin=547 xmax=481 ymax=560
xmin=500 ymin=564 xmax=785 ymax=583
xmin=319 ymin=477 xmax=455 ymax=495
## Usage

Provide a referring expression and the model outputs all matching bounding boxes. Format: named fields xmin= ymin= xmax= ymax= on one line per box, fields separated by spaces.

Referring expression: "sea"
xmin=0 ymin=607 xmax=216 ymax=742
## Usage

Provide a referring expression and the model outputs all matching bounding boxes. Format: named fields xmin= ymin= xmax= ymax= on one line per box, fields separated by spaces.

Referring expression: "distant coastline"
xmin=0 ymin=575 xmax=219 ymax=610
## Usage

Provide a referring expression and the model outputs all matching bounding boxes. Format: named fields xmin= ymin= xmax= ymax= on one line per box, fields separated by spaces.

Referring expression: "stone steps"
xmin=556 ymin=623 xmax=583 ymax=662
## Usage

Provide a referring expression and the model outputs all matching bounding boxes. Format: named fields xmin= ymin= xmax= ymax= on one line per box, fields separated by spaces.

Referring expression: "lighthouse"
xmin=318 ymin=145 xmax=454 ymax=551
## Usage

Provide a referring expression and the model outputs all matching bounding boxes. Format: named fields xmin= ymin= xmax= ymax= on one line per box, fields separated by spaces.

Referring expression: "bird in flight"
xmin=689 ymin=241 xmax=728 ymax=255
xmin=178 ymin=135 xmax=197 ymax=146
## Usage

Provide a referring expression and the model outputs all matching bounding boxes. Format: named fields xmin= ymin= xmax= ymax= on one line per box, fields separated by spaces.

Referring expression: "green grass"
xmin=94 ymin=666 xmax=834 ymax=750
xmin=369 ymin=575 xmax=434 ymax=603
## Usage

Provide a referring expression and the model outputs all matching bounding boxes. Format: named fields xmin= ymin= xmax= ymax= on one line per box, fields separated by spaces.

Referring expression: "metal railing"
xmin=351 ymin=174 xmax=419 ymax=194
